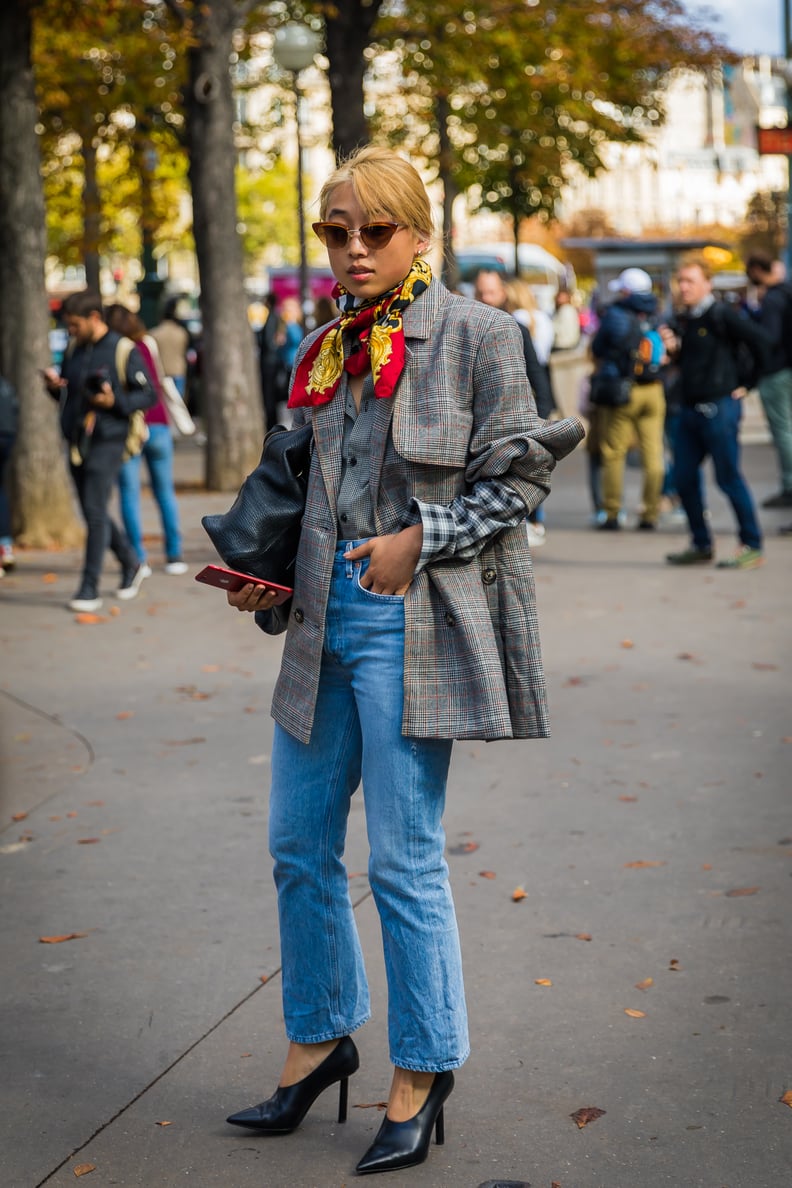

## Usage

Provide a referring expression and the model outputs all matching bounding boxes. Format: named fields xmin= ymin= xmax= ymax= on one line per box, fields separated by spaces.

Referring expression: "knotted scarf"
xmin=288 ymin=258 xmax=432 ymax=408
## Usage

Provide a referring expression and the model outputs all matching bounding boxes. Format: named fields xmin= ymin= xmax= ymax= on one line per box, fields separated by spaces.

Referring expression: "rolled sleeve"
xmin=412 ymin=479 xmax=527 ymax=572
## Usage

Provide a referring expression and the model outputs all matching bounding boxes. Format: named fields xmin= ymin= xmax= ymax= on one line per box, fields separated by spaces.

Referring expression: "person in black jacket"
xmin=43 ymin=290 xmax=155 ymax=611
xmin=745 ymin=252 xmax=792 ymax=508
xmin=661 ymin=257 xmax=769 ymax=569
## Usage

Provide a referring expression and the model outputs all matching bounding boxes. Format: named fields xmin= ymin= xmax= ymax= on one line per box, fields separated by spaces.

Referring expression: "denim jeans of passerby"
xmin=758 ymin=367 xmax=792 ymax=491
xmin=268 ymin=542 xmax=470 ymax=1072
xmin=674 ymin=398 xmax=762 ymax=551
xmin=118 ymin=423 xmax=183 ymax=563
xmin=70 ymin=439 xmax=138 ymax=595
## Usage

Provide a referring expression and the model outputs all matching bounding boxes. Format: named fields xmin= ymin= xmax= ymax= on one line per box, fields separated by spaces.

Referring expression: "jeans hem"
xmin=389 ymin=1046 xmax=470 ymax=1073
xmin=286 ymin=1014 xmax=371 ymax=1045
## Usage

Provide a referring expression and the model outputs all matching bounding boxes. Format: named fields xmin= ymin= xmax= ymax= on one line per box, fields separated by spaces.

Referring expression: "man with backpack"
xmin=590 ymin=267 xmax=666 ymax=531
xmin=43 ymin=290 xmax=155 ymax=611
xmin=661 ymin=257 xmax=769 ymax=569
xmin=744 ymin=252 xmax=792 ymax=509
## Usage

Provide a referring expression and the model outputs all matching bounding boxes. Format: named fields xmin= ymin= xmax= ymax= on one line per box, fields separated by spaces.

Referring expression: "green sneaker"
xmin=666 ymin=547 xmax=714 ymax=565
xmin=715 ymin=547 xmax=764 ymax=570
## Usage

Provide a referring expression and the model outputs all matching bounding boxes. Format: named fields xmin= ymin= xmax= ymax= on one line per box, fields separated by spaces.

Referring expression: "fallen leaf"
xmin=624 ymin=860 xmax=666 ymax=869
xmin=240 ymin=1053 xmax=253 ymax=1058
xmin=260 ymin=974 xmax=269 ymax=984
xmin=73 ymin=1165 xmax=95 ymax=1178
xmin=163 ymin=737 xmax=206 ymax=746
xmin=751 ymin=662 xmax=778 ymax=671
xmin=42 ymin=572 xmax=59 ymax=584
xmin=512 ymin=886 xmax=528 ymax=901
xmin=635 ymin=978 xmax=654 ymax=991
xmin=576 ymin=933 xmax=592 ymax=942
xmin=726 ymin=886 xmax=760 ymax=897
xmin=618 ymin=795 xmax=638 ymax=803
xmin=479 ymin=870 xmax=497 ymax=879
xmin=571 ymin=1106 xmax=606 ymax=1129
xmin=779 ymin=1090 xmax=792 ymax=1108
xmin=354 ymin=1101 xmax=388 ymax=1110
xmin=701 ymin=864 xmax=713 ymax=871
xmin=40 ymin=932 xmax=89 ymax=944
xmin=677 ymin=652 xmax=698 ymax=661
xmin=77 ymin=838 xmax=101 ymax=845
xmin=74 ymin=613 xmax=107 ymax=625
xmin=669 ymin=958 xmax=681 ymax=970
xmin=563 ymin=675 xmax=585 ymax=686
xmin=624 ymin=1008 xmax=646 ymax=1018
xmin=49 ymin=816 xmax=62 ymax=822
xmin=155 ymin=1120 xmax=173 ymax=1127
xmin=620 ymin=639 xmax=634 ymax=649
xmin=535 ymin=978 xmax=553 ymax=986
xmin=109 ymin=606 xmax=121 ymax=617
xmin=11 ymin=812 xmax=28 ymax=822
xmin=115 ymin=711 xmax=134 ymax=720
xmin=66 ymin=811 xmax=78 ymax=818
xmin=201 ymin=664 xmax=221 ymax=672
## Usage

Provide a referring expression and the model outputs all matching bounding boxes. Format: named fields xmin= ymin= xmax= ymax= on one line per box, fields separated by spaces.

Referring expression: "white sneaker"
xmin=164 ymin=560 xmax=188 ymax=576
xmin=116 ymin=564 xmax=150 ymax=601
xmin=526 ymin=522 xmax=546 ymax=548
xmin=69 ymin=595 xmax=103 ymax=612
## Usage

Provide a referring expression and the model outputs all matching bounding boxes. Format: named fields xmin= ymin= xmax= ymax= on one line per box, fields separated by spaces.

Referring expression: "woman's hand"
xmin=345 ymin=524 xmax=423 ymax=595
xmin=227 ymin=583 xmax=283 ymax=613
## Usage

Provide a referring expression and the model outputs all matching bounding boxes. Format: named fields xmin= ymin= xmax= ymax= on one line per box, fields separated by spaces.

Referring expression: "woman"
xmin=225 ymin=146 xmax=583 ymax=1176
xmin=106 ymin=305 xmax=188 ymax=576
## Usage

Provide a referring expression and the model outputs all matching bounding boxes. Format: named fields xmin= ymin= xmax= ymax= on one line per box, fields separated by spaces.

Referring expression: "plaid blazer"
xmin=264 ymin=279 xmax=584 ymax=743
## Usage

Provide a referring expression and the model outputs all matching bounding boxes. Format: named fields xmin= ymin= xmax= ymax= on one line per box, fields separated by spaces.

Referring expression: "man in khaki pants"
xmin=591 ymin=268 xmax=666 ymax=531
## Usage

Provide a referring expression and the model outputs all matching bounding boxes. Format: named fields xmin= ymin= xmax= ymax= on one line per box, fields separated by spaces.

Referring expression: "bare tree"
xmin=0 ymin=0 xmax=79 ymax=546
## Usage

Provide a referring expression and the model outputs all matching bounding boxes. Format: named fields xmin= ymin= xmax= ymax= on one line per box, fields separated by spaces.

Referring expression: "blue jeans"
xmin=268 ymin=542 xmax=469 ymax=1072
xmin=118 ymin=423 xmax=183 ymax=563
xmin=675 ymin=399 xmax=762 ymax=551
xmin=758 ymin=367 xmax=792 ymax=491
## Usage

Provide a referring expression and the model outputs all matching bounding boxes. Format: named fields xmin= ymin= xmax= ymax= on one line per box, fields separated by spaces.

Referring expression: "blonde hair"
xmin=677 ymin=253 xmax=712 ymax=281
xmin=318 ymin=146 xmax=434 ymax=244
xmin=504 ymin=277 xmax=538 ymax=334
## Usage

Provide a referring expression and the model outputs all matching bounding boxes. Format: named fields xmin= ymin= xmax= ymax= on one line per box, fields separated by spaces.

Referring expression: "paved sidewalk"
xmin=1 ymin=438 xmax=790 ymax=1188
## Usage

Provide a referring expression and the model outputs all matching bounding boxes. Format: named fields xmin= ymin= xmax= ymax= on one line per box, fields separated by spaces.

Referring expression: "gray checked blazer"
xmin=260 ymin=279 xmax=584 ymax=744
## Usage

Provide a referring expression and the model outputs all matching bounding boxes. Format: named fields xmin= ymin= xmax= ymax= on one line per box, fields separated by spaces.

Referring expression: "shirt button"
xmin=482 ymin=567 xmax=497 ymax=585
xmin=445 ymin=612 xmax=456 ymax=627
xmin=293 ymin=609 xmax=304 ymax=623
xmin=340 ymin=513 xmax=348 ymax=523
xmin=349 ymin=456 xmax=357 ymax=467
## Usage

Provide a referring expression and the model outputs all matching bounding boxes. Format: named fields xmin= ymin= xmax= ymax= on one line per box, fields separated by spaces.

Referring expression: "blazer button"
xmin=293 ymin=609 xmax=304 ymax=623
xmin=482 ymin=567 xmax=497 ymax=585
xmin=445 ymin=611 xmax=456 ymax=627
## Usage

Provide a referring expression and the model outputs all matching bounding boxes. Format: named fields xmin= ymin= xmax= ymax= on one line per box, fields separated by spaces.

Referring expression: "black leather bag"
xmin=201 ymin=421 xmax=313 ymax=590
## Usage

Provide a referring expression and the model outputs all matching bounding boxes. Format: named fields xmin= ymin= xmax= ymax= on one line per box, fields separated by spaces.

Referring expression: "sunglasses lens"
xmin=360 ymin=224 xmax=396 ymax=248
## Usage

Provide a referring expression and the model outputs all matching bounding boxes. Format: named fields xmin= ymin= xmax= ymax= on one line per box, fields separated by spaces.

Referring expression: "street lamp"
xmin=272 ymin=22 xmax=322 ymax=329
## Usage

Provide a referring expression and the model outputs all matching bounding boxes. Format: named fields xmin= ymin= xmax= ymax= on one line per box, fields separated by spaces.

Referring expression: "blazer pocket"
xmin=392 ymin=400 xmax=473 ymax=466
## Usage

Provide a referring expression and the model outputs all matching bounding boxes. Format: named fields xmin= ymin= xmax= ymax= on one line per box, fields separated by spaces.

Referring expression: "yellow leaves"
xmin=779 ymin=1090 xmax=792 ymax=1108
xmin=74 ymin=613 xmax=107 ymax=625
xmin=624 ymin=1008 xmax=646 ymax=1019
xmin=73 ymin=1165 xmax=95 ymax=1177
xmin=511 ymin=886 xmax=528 ymax=902
xmin=478 ymin=870 xmax=497 ymax=879
xmin=40 ymin=932 xmax=88 ymax=944
xmin=155 ymin=1120 xmax=173 ymax=1127
xmin=11 ymin=812 xmax=28 ymax=822
xmin=115 ymin=710 xmax=134 ymax=720
xmin=635 ymin=977 xmax=653 ymax=992
xmin=620 ymin=639 xmax=634 ymax=649
xmin=42 ymin=572 xmax=59 ymax=584
xmin=725 ymin=886 xmax=760 ymax=897
xmin=624 ymin=859 xmax=666 ymax=869
xmin=534 ymin=978 xmax=553 ymax=987
xmin=571 ymin=1106 xmax=606 ymax=1129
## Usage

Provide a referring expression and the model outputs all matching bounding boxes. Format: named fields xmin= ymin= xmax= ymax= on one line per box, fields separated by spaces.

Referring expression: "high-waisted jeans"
xmin=268 ymin=542 xmax=469 ymax=1072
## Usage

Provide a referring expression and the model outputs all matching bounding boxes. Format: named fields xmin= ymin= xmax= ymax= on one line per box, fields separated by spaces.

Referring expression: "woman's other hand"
xmin=227 ymin=583 xmax=283 ymax=613
xmin=345 ymin=524 xmax=423 ymax=595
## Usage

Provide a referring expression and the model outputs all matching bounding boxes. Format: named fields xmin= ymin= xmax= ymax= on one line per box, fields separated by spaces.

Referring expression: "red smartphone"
xmin=194 ymin=564 xmax=293 ymax=605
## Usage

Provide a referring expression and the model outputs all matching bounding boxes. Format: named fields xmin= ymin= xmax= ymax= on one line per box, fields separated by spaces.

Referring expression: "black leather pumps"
xmin=355 ymin=1070 xmax=454 ymax=1175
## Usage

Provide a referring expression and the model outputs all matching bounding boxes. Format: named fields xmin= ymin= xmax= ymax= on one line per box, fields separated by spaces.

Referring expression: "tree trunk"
xmin=325 ymin=0 xmax=382 ymax=158
xmin=82 ymin=133 xmax=101 ymax=294
xmin=185 ymin=1 xmax=263 ymax=490
xmin=0 ymin=0 xmax=80 ymax=547
xmin=436 ymin=93 xmax=458 ymax=290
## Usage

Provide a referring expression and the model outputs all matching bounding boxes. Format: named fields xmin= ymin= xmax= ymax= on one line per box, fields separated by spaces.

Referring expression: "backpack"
xmin=63 ymin=335 xmax=148 ymax=462
xmin=633 ymin=327 xmax=665 ymax=384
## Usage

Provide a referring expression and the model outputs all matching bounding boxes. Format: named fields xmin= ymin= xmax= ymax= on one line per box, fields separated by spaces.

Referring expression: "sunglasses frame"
xmin=312 ymin=221 xmax=404 ymax=250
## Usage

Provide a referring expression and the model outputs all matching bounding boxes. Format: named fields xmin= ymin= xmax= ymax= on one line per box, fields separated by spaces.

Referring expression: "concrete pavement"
xmin=1 ymin=435 xmax=790 ymax=1188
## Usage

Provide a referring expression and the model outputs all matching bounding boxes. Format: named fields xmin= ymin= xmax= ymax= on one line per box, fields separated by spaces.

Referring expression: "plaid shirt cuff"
xmin=412 ymin=480 xmax=527 ymax=573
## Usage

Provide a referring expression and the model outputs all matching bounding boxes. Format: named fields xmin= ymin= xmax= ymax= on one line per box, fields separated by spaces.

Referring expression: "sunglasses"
xmin=312 ymin=221 xmax=404 ymax=250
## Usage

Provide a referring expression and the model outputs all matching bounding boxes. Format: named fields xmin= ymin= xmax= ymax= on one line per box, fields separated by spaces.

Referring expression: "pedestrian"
xmin=276 ymin=296 xmax=305 ymax=373
xmin=257 ymin=292 xmax=286 ymax=431
xmin=552 ymin=288 xmax=582 ymax=351
xmin=222 ymin=145 xmax=583 ymax=1176
xmin=149 ymin=297 xmax=190 ymax=398
xmin=42 ymin=291 xmax=155 ymax=611
xmin=0 ymin=371 xmax=19 ymax=575
xmin=313 ymin=294 xmax=338 ymax=327
xmin=744 ymin=251 xmax=792 ymax=509
xmin=106 ymin=304 xmax=189 ymax=577
xmin=590 ymin=267 xmax=667 ymax=531
xmin=661 ymin=256 xmax=769 ymax=568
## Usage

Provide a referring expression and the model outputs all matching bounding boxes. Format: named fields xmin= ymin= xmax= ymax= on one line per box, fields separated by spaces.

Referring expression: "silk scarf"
xmin=287 ymin=258 xmax=432 ymax=408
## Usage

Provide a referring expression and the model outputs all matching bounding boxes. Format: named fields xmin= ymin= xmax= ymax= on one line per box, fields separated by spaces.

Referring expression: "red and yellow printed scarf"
xmin=287 ymin=258 xmax=432 ymax=409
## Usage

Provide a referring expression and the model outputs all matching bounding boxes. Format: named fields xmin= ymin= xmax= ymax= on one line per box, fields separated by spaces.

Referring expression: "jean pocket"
xmin=354 ymin=571 xmax=405 ymax=601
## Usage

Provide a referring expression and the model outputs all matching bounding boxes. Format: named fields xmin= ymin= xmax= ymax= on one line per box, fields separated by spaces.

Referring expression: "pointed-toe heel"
xmin=355 ymin=1070 xmax=454 ymax=1175
xmin=226 ymin=1036 xmax=359 ymax=1134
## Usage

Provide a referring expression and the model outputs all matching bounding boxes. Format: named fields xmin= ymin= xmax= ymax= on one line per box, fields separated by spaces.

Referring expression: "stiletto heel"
xmin=226 ymin=1036 xmax=359 ymax=1134
xmin=338 ymin=1075 xmax=349 ymax=1124
xmin=355 ymin=1070 xmax=454 ymax=1175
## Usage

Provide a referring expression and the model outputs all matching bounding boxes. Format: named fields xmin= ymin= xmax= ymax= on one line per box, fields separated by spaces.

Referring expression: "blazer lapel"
xmin=311 ymin=388 xmax=346 ymax=519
